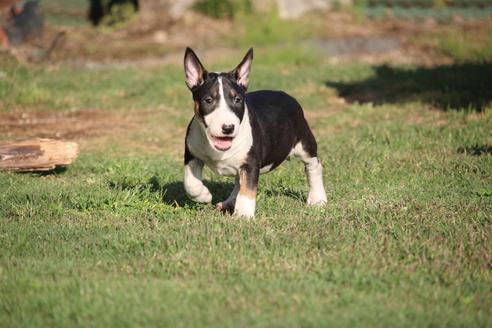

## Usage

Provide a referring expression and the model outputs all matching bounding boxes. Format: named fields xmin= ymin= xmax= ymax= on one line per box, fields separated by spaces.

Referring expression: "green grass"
xmin=231 ymin=13 xmax=320 ymax=47
xmin=41 ymin=0 xmax=89 ymax=27
xmin=433 ymin=28 xmax=492 ymax=63
xmin=1 ymin=48 xmax=491 ymax=327
xmin=194 ymin=0 xmax=253 ymax=19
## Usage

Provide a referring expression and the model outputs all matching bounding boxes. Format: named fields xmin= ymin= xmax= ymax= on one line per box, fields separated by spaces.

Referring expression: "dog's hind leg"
xmin=184 ymin=158 xmax=212 ymax=203
xmin=216 ymin=175 xmax=239 ymax=214
xmin=292 ymin=134 xmax=327 ymax=206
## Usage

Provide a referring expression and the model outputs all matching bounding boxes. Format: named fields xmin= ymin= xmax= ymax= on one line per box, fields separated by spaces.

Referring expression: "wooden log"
xmin=0 ymin=138 xmax=79 ymax=172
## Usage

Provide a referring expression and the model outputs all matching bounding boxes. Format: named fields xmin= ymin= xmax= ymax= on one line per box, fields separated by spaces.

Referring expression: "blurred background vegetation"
xmin=41 ymin=0 xmax=492 ymax=26
xmin=21 ymin=0 xmax=489 ymax=61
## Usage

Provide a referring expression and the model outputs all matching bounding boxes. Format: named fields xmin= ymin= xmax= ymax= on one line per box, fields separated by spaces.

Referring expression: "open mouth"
xmin=212 ymin=136 xmax=234 ymax=151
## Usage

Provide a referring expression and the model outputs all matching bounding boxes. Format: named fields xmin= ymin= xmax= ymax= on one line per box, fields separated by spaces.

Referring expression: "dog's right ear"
xmin=184 ymin=47 xmax=206 ymax=90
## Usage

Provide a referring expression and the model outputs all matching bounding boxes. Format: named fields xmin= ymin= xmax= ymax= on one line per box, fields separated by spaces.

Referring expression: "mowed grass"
xmin=1 ymin=48 xmax=491 ymax=327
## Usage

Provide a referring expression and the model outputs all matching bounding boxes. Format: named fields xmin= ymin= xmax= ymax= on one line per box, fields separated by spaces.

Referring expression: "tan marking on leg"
xmin=239 ymin=170 xmax=256 ymax=199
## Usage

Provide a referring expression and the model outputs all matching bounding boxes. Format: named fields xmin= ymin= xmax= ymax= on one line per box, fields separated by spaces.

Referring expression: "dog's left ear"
xmin=231 ymin=47 xmax=253 ymax=90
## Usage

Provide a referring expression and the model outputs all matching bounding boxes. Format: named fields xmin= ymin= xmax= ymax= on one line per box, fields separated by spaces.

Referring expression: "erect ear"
xmin=184 ymin=47 xmax=206 ymax=90
xmin=231 ymin=47 xmax=253 ymax=90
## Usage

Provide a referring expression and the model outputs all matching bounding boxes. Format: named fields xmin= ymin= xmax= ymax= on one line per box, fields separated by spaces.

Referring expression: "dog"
xmin=183 ymin=47 xmax=327 ymax=218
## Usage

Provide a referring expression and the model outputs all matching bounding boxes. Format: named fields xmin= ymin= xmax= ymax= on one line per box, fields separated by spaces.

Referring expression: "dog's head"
xmin=184 ymin=47 xmax=253 ymax=152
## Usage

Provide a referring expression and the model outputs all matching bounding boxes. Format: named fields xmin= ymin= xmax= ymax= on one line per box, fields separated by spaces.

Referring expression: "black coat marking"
xmin=245 ymin=90 xmax=317 ymax=170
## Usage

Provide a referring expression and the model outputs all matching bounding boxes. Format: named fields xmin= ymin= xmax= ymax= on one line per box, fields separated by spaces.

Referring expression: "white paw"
xmin=307 ymin=191 xmax=327 ymax=206
xmin=233 ymin=195 xmax=255 ymax=219
xmin=187 ymin=187 xmax=212 ymax=203
xmin=233 ymin=208 xmax=255 ymax=219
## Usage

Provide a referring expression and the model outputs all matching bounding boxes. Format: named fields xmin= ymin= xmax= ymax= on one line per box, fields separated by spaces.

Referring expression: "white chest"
xmin=207 ymin=156 xmax=244 ymax=176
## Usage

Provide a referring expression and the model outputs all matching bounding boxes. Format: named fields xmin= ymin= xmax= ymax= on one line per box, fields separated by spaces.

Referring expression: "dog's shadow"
xmin=148 ymin=176 xmax=305 ymax=208
xmin=457 ymin=144 xmax=492 ymax=156
xmin=148 ymin=176 xmax=235 ymax=207
xmin=264 ymin=188 xmax=306 ymax=203
xmin=108 ymin=174 xmax=306 ymax=209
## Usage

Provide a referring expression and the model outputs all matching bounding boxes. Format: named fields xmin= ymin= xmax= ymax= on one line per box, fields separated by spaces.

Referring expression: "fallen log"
xmin=0 ymin=138 xmax=79 ymax=172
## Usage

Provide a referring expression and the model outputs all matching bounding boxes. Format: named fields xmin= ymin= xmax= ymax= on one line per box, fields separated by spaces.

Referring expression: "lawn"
xmin=1 ymin=16 xmax=492 ymax=327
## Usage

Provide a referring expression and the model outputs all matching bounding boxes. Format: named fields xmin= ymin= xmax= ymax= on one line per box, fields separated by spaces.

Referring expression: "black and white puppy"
xmin=183 ymin=47 xmax=327 ymax=218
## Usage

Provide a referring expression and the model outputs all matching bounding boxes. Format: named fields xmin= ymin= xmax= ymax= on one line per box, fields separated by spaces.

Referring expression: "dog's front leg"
xmin=217 ymin=175 xmax=239 ymax=214
xmin=184 ymin=158 xmax=212 ymax=203
xmin=234 ymin=164 xmax=259 ymax=219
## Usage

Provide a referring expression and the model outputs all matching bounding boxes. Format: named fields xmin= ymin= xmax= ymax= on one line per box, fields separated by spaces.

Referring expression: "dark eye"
xmin=204 ymin=97 xmax=213 ymax=104
xmin=233 ymin=96 xmax=242 ymax=104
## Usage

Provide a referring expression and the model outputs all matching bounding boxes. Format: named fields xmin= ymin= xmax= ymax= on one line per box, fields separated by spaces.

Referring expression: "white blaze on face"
xmin=203 ymin=76 xmax=241 ymax=151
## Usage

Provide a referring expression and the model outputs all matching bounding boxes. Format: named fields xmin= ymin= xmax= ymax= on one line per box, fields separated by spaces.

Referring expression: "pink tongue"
xmin=214 ymin=137 xmax=233 ymax=150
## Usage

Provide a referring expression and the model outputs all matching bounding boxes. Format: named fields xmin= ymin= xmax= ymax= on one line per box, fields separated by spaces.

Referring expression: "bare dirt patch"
xmin=0 ymin=108 xmax=187 ymax=157
xmin=11 ymin=11 xmax=233 ymax=65
xmin=0 ymin=110 xmax=144 ymax=140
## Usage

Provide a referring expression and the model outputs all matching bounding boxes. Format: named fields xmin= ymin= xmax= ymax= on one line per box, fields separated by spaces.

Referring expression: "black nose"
xmin=222 ymin=124 xmax=235 ymax=135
